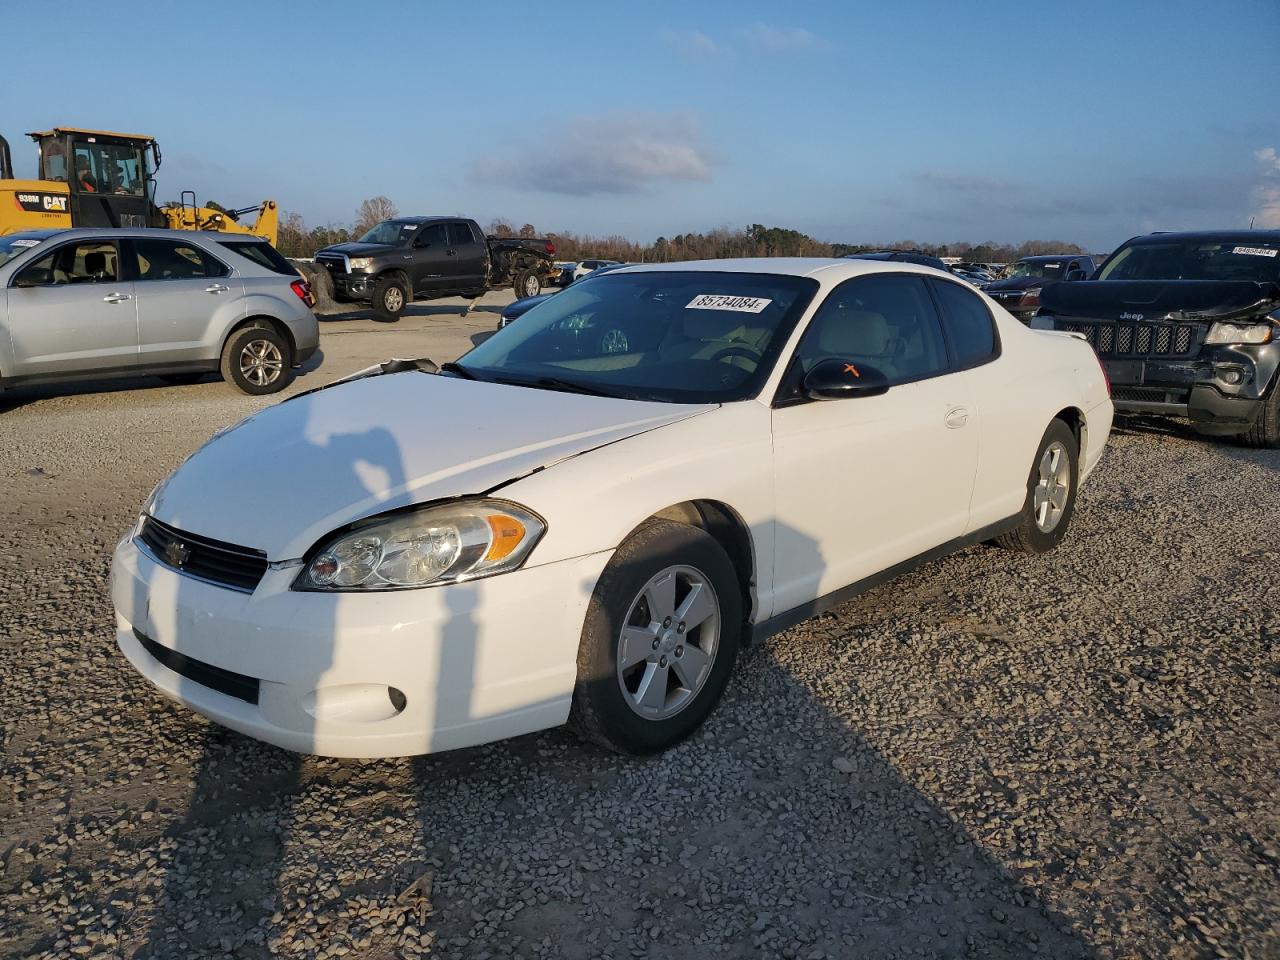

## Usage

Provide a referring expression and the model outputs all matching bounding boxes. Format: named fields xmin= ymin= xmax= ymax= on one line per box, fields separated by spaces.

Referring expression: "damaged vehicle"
xmin=111 ymin=259 xmax=1112 ymax=758
xmin=1037 ymin=230 xmax=1280 ymax=446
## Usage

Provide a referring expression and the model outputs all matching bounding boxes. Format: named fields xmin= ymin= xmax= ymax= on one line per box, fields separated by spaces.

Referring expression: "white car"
xmin=111 ymin=258 xmax=1112 ymax=758
xmin=572 ymin=259 xmax=621 ymax=281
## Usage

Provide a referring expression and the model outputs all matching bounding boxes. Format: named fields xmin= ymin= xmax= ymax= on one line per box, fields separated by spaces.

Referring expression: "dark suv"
xmin=983 ymin=255 xmax=1095 ymax=323
xmin=1038 ymin=230 xmax=1280 ymax=447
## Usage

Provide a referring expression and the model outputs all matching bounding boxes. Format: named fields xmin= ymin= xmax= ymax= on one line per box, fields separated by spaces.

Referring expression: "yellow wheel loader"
xmin=0 ymin=127 xmax=277 ymax=246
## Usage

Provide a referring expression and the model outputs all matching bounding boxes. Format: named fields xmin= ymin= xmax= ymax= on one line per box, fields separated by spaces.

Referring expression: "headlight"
xmin=296 ymin=499 xmax=545 ymax=591
xmin=348 ymin=257 xmax=375 ymax=271
xmin=1020 ymin=286 xmax=1042 ymax=305
xmin=1204 ymin=321 xmax=1274 ymax=345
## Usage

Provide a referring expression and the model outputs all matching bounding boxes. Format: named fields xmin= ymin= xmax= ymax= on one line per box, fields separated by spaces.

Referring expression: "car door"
xmin=408 ymin=222 xmax=452 ymax=294
xmin=770 ymin=273 xmax=978 ymax=615
xmin=4 ymin=238 xmax=139 ymax=378
xmin=131 ymin=237 xmax=241 ymax=366
xmin=447 ymin=221 xmax=488 ymax=288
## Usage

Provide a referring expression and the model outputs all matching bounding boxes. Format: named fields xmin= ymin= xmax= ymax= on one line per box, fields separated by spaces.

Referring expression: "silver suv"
xmin=0 ymin=228 xmax=320 ymax=396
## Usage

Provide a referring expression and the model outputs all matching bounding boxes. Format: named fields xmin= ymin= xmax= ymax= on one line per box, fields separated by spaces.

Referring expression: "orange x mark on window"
xmin=843 ymin=363 xmax=861 ymax=378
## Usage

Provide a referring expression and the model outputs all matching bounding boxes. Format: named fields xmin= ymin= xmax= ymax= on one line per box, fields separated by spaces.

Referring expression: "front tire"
xmin=513 ymin=268 xmax=542 ymax=299
xmin=372 ymin=274 xmax=408 ymax=322
xmin=1239 ymin=383 xmax=1280 ymax=449
xmin=220 ymin=324 xmax=293 ymax=395
xmin=570 ymin=519 xmax=742 ymax=755
xmin=994 ymin=419 xmax=1079 ymax=554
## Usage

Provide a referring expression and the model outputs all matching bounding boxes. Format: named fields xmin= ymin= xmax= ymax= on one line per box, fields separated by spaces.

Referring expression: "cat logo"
xmin=43 ymin=195 xmax=68 ymax=212
xmin=14 ymin=192 xmax=69 ymax=214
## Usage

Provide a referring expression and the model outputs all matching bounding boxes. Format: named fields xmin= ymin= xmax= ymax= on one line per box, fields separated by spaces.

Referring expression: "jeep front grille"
xmin=1056 ymin=318 xmax=1202 ymax=359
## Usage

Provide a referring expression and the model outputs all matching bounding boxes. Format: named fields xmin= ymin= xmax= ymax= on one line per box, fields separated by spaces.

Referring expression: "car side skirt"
xmin=749 ymin=514 xmax=1022 ymax=645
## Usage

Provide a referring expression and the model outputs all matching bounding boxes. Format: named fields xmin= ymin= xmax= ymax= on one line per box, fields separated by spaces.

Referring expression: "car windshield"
xmin=457 ymin=270 xmax=820 ymax=403
xmin=1097 ymin=239 xmax=1280 ymax=282
xmin=1006 ymin=260 xmax=1066 ymax=280
xmin=0 ymin=236 xmax=46 ymax=268
xmin=358 ymin=220 xmax=418 ymax=245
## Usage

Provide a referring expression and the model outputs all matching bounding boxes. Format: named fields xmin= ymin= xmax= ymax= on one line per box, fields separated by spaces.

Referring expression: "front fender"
xmin=500 ymin=401 xmax=779 ymax=619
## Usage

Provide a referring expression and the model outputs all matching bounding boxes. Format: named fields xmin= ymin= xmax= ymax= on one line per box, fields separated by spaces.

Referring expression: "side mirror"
xmin=14 ymin=267 xmax=53 ymax=288
xmin=803 ymin=358 xmax=890 ymax=400
xmin=1065 ymin=269 xmax=1087 ymax=282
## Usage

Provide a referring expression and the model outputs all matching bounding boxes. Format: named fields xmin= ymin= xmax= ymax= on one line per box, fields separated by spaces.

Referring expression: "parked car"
xmin=314 ymin=217 xmax=558 ymax=321
xmin=1037 ymin=230 xmax=1280 ymax=447
xmin=843 ymin=250 xmax=950 ymax=271
xmin=571 ymin=259 xmax=621 ymax=282
xmin=498 ymin=262 xmax=631 ymax=328
xmin=112 ymin=258 xmax=1112 ymax=758
xmin=0 ymin=228 xmax=319 ymax=396
xmin=983 ymin=255 xmax=1095 ymax=323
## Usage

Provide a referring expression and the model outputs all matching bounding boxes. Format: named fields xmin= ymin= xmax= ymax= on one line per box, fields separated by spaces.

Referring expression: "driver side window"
xmin=789 ymin=274 xmax=949 ymax=387
xmin=16 ymin=241 xmax=120 ymax=286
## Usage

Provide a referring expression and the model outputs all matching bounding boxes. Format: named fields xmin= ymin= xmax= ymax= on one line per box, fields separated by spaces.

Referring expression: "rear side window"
xmin=929 ymin=279 xmax=998 ymax=368
xmin=218 ymin=240 xmax=298 ymax=276
xmin=134 ymin=238 xmax=230 ymax=280
xmin=415 ymin=224 xmax=449 ymax=247
xmin=448 ymin=221 xmax=475 ymax=246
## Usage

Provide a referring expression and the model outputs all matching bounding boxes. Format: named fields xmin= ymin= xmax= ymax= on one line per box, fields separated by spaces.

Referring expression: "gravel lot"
xmin=1 ymin=293 xmax=1277 ymax=959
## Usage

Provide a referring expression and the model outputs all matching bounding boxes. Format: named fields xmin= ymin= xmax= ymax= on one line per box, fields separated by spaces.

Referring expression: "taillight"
xmin=545 ymin=241 xmax=555 ymax=254
xmin=291 ymin=278 xmax=315 ymax=307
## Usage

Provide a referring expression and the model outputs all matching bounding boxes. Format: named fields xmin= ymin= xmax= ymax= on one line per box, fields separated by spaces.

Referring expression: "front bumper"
xmin=110 ymin=533 xmax=610 ymax=758
xmin=1106 ymin=348 xmax=1276 ymax=434
xmin=326 ymin=271 xmax=375 ymax=300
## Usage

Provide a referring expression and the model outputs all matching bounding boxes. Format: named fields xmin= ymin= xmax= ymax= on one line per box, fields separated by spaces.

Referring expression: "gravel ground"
xmin=1 ymin=297 xmax=1277 ymax=959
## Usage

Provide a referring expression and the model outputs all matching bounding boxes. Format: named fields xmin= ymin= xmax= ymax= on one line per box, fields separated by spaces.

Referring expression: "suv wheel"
xmin=513 ymin=269 xmax=541 ymax=299
xmin=993 ymin=419 xmax=1079 ymax=553
xmin=221 ymin=324 xmax=293 ymax=395
xmin=570 ymin=519 xmax=741 ymax=754
xmin=1240 ymin=383 xmax=1280 ymax=449
xmin=373 ymin=274 xmax=408 ymax=322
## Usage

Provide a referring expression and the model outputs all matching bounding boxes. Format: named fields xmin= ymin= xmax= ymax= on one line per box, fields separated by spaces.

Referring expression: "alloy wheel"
xmin=616 ymin=565 xmax=721 ymax=720
xmin=1033 ymin=440 xmax=1071 ymax=532
xmin=239 ymin=339 xmax=284 ymax=387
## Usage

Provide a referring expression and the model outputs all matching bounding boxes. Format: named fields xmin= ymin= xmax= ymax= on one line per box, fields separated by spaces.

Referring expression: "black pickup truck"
xmin=314 ymin=217 xmax=557 ymax=320
xmin=1037 ymin=230 xmax=1280 ymax=447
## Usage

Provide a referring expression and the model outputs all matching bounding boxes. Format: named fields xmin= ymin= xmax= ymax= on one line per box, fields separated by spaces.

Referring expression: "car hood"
xmin=1039 ymin=279 xmax=1280 ymax=323
xmin=149 ymin=372 xmax=715 ymax=560
xmin=985 ymin=276 xmax=1057 ymax=293
xmin=317 ymin=241 xmax=398 ymax=257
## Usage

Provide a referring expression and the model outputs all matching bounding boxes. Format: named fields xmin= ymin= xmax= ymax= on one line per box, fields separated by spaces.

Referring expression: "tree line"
xmin=274 ymin=197 xmax=1092 ymax=264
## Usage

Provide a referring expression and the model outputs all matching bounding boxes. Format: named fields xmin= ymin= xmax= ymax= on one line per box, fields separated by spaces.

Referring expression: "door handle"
xmin=205 ymin=283 xmax=229 ymax=294
xmin=103 ymin=292 xmax=132 ymax=304
xmin=944 ymin=406 xmax=969 ymax=429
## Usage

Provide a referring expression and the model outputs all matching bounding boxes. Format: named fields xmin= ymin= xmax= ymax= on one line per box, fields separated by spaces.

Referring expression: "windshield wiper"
xmin=496 ymin=375 xmax=622 ymax=398
xmin=440 ymin=361 xmax=477 ymax=380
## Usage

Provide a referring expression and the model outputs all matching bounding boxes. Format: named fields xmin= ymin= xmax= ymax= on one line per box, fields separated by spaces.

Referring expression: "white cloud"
xmin=739 ymin=22 xmax=826 ymax=52
xmin=662 ymin=28 xmax=718 ymax=57
xmin=472 ymin=112 xmax=713 ymax=196
xmin=1255 ymin=147 xmax=1280 ymax=173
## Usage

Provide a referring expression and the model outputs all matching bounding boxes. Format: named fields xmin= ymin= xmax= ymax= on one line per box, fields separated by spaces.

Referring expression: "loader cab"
xmin=29 ymin=128 xmax=161 ymax=229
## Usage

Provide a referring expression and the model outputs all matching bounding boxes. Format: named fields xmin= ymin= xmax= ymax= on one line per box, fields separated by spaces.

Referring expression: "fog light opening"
xmin=388 ymin=687 xmax=407 ymax=714
xmin=1217 ymin=366 xmax=1244 ymax=386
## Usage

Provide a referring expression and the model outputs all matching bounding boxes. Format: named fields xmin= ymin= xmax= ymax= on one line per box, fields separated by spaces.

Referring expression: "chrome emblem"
xmin=164 ymin=540 xmax=191 ymax=568
xmin=1120 ymin=311 xmax=1144 ymax=321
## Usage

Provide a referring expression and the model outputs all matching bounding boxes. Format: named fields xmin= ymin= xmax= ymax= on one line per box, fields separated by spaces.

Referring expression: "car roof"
xmin=2 ymin=227 xmax=271 ymax=243
xmin=601 ymin=257 xmax=959 ymax=283
xmin=386 ymin=216 xmax=461 ymax=225
xmin=1016 ymin=254 xmax=1083 ymax=262
xmin=1128 ymin=229 xmax=1280 ymax=244
xmin=2 ymin=229 xmax=70 ymax=242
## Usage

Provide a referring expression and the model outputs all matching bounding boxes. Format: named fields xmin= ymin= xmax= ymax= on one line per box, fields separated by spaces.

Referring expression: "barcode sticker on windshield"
xmin=1232 ymin=246 xmax=1277 ymax=258
xmin=10 ymin=239 xmax=41 ymax=248
xmin=686 ymin=294 xmax=772 ymax=313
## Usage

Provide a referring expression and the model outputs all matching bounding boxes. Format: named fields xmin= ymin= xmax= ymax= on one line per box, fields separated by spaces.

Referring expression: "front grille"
xmin=1057 ymin=318 xmax=1201 ymax=359
xmin=315 ymin=254 xmax=349 ymax=274
xmin=137 ymin=517 xmax=268 ymax=593
xmin=134 ymin=628 xmax=260 ymax=704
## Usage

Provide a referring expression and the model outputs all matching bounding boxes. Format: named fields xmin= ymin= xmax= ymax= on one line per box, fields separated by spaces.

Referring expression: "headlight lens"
xmin=1020 ymin=286 xmax=1042 ymax=305
xmin=297 ymin=500 xmax=545 ymax=591
xmin=1204 ymin=321 xmax=1274 ymax=345
xmin=348 ymin=257 xmax=374 ymax=271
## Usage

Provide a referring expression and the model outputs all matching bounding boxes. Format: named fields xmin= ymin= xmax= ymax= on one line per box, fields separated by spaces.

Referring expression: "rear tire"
xmin=220 ymin=324 xmax=293 ymax=395
xmin=570 ymin=519 xmax=741 ymax=755
xmin=513 ymin=269 xmax=541 ymax=299
xmin=372 ymin=274 xmax=408 ymax=322
xmin=1239 ymin=383 xmax=1280 ymax=449
xmin=994 ymin=419 xmax=1079 ymax=554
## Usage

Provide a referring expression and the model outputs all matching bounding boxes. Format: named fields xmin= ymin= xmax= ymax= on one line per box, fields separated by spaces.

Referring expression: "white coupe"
xmin=111 ymin=258 xmax=1113 ymax=757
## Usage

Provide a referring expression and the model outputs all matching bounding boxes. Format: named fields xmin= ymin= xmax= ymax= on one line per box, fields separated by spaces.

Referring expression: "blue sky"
xmin=6 ymin=0 xmax=1278 ymax=250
